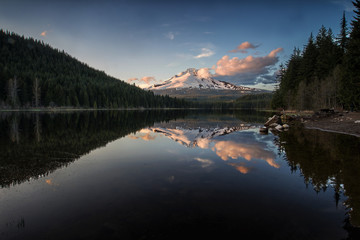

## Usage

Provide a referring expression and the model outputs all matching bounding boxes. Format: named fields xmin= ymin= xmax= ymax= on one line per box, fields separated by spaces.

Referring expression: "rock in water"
xmin=264 ymin=115 xmax=279 ymax=127
xmin=275 ymin=125 xmax=283 ymax=131
xmin=259 ymin=127 xmax=268 ymax=134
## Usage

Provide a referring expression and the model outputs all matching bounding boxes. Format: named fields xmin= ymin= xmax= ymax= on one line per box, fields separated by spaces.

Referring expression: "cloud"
xmin=40 ymin=31 xmax=47 ymax=37
xmin=194 ymin=48 xmax=215 ymax=59
xmin=255 ymin=72 xmax=278 ymax=84
xmin=141 ymin=133 xmax=156 ymax=141
xmin=214 ymin=48 xmax=283 ymax=77
xmin=194 ymin=157 xmax=214 ymax=168
xmin=197 ymin=68 xmax=212 ymax=79
xmin=211 ymin=48 xmax=283 ymax=85
xmin=212 ymin=140 xmax=279 ymax=168
xmin=127 ymin=77 xmax=138 ymax=83
xmin=165 ymin=32 xmax=175 ymax=40
xmin=140 ymin=76 xmax=155 ymax=84
xmin=128 ymin=135 xmax=139 ymax=140
xmin=228 ymin=163 xmax=250 ymax=174
xmin=130 ymin=129 xmax=156 ymax=141
xmin=229 ymin=41 xmax=259 ymax=53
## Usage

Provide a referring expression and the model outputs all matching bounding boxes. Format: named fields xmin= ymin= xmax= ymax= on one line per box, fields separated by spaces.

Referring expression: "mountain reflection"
xmin=147 ymin=125 xmax=279 ymax=171
xmin=150 ymin=126 xmax=244 ymax=148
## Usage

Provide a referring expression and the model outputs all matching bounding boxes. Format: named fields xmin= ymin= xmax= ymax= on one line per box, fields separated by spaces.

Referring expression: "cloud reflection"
xmin=137 ymin=126 xmax=279 ymax=173
xmin=194 ymin=157 xmax=214 ymax=168
xmin=129 ymin=129 xmax=156 ymax=141
xmin=212 ymin=140 xmax=279 ymax=168
xmin=228 ymin=163 xmax=250 ymax=174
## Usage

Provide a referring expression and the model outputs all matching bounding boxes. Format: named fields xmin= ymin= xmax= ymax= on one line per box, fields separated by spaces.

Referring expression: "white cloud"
xmin=194 ymin=48 xmax=215 ymax=59
xmin=194 ymin=157 xmax=214 ymax=168
xmin=165 ymin=32 xmax=175 ymax=40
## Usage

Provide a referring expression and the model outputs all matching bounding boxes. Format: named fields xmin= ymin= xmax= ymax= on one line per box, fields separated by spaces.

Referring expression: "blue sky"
xmin=0 ymin=0 xmax=356 ymax=89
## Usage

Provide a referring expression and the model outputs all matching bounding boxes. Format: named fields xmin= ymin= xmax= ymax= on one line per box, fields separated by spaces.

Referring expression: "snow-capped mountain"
xmin=147 ymin=68 xmax=254 ymax=91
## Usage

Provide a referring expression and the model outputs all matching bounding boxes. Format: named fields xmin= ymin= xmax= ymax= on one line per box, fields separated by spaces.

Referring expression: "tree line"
xmin=0 ymin=30 xmax=189 ymax=109
xmin=271 ymin=1 xmax=360 ymax=111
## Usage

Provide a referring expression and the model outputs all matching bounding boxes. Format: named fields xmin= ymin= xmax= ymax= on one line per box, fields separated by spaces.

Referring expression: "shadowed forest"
xmin=271 ymin=1 xmax=360 ymax=111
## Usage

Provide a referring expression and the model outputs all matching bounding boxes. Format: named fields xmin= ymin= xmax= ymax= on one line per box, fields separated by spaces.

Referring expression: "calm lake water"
xmin=0 ymin=110 xmax=359 ymax=240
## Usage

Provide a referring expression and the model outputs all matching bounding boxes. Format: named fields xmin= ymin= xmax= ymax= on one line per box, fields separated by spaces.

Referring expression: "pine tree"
xmin=301 ymin=33 xmax=318 ymax=84
xmin=337 ymin=11 xmax=349 ymax=53
xmin=315 ymin=26 xmax=339 ymax=80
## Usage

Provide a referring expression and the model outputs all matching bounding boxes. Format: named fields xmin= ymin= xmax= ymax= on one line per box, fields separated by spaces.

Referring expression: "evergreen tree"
xmin=315 ymin=26 xmax=340 ymax=80
xmin=301 ymin=33 xmax=318 ymax=84
xmin=337 ymin=11 xmax=349 ymax=53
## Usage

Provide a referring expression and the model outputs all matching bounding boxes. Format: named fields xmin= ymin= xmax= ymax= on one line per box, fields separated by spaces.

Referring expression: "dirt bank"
xmin=301 ymin=111 xmax=360 ymax=137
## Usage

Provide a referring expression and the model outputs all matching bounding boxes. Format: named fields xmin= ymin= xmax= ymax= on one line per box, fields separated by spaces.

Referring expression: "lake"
xmin=0 ymin=110 xmax=359 ymax=239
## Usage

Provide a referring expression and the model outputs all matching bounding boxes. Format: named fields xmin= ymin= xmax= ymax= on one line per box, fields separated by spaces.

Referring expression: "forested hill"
xmin=271 ymin=1 xmax=360 ymax=111
xmin=0 ymin=30 xmax=188 ymax=108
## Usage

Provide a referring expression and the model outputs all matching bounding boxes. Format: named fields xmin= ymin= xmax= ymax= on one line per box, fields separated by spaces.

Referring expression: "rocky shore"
xmin=302 ymin=111 xmax=360 ymax=137
xmin=261 ymin=110 xmax=360 ymax=137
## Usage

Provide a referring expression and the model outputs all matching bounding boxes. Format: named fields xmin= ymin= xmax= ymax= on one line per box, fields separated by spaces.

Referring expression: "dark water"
xmin=0 ymin=110 xmax=359 ymax=240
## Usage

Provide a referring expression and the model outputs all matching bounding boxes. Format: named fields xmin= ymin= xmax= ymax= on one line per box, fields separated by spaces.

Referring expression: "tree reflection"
xmin=277 ymin=125 xmax=360 ymax=229
xmin=0 ymin=110 xmax=187 ymax=188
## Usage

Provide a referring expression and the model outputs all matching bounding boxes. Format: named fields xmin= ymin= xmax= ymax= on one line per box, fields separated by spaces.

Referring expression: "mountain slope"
xmin=0 ymin=30 xmax=186 ymax=108
xmin=148 ymin=68 xmax=254 ymax=91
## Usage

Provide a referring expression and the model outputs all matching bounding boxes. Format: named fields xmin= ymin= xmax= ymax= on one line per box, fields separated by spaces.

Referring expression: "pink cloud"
xmin=212 ymin=140 xmax=279 ymax=168
xmin=229 ymin=41 xmax=259 ymax=53
xmin=127 ymin=77 xmax=138 ymax=83
xmin=140 ymin=76 xmax=155 ymax=84
xmin=40 ymin=31 xmax=47 ymax=37
xmin=214 ymin=48 xmax=283 ymax=76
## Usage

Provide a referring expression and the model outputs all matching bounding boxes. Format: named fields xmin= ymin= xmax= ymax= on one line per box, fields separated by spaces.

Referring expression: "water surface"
xmin=0 ymin=110 xmax=359 ymax=239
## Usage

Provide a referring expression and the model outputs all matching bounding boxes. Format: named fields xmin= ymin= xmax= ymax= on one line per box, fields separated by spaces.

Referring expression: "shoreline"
xmin=286 ymin=111 xmax=360 ymax=138
xmin=304 ymin=126 xmax=360 ymax=138
xmin=0 ymin=107 xmax=273 ymax=112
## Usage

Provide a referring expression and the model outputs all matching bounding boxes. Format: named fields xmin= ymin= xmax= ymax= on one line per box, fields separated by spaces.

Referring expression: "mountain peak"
xmin=147 ymin=68 xmax=254 ymax=91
